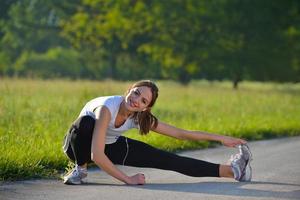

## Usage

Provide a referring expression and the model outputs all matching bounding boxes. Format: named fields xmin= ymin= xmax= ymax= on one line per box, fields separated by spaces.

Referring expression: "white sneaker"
xmin=63 ymin=165 xmax=88 ymax=185
xmin=239 ymin=144 xmax=253 ymax=181
xmin=230 ymin=144 xmax=253 ymax=182
xmin=240 ymin=144 xmax=252 ymax=163
xmin=240 ymin=162 xmax=252 ymax=182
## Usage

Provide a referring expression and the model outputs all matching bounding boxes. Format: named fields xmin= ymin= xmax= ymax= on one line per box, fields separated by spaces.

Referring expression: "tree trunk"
xmin=178 ymin=67 xmax=191 ymax=85
xmin=232 ymin=73 xmax=241 ymax=89
xmin=233 ymin=79 xmax=239 ymax=89
xmin=108 ymin=53 xmax=116 ymax=79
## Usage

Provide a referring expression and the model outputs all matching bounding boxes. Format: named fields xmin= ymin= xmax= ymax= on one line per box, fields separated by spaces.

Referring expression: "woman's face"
xmin=125 ymin=86 xmax=153 ymax=112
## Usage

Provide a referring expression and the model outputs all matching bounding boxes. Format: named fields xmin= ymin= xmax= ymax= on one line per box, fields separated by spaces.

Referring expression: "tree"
xmin=0 ymin=0 xmax=74 ymax=76
xmin=209 ymin=0 xmax=300 ymax=88
xmin=1 ymin=0 xmax=298 ymax=84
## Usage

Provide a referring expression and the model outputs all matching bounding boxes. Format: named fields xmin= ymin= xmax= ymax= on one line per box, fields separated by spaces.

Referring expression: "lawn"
xmin=0 ymin=78 xmax=299 ymax=180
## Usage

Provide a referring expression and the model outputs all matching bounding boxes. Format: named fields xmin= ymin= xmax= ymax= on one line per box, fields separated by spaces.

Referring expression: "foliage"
xmin=0 ymin=0 xmax=299 ymax=87
xmin=14 ymin=47 xmax=82 ymax=78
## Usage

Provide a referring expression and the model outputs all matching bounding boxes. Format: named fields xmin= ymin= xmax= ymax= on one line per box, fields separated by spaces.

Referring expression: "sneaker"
xmin=63 ymin=165 xmax=88 ymax=185
xmin=240 ymin=162 xmax=252 ymax=182
xmin=240 ymin=144 xmax=253 ymax=163
xmin=230 ymin=144 xmax=252 ymax=182
xmin=240 ymin=144 xmax=253 ymax=181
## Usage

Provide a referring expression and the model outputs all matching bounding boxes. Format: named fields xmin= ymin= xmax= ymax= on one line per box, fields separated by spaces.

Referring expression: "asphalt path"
xmin=1 ymin=136 xmax=300 ymax=200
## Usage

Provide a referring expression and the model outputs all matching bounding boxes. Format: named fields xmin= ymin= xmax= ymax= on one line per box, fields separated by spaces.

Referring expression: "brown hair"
xmin=125 ymin=80 xmax=159 ymax=135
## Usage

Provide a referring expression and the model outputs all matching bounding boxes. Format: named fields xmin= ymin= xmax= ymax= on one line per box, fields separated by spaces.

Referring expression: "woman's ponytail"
xmin=136 ymin=109 xmax=158 ymax=135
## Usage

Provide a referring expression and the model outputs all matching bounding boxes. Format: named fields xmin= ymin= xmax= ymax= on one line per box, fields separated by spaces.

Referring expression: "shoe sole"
xmin=240 ymin=162 xmax=252 ymax=181
xmin=63 ymin=174 xmax=87 ymax=185
xmin=63 ymin=178 xmax=82 ymax=185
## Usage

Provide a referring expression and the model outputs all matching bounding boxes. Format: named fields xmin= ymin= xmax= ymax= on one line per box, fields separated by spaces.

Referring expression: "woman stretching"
xmin=63 ymin=80 xmax=252 ymax=185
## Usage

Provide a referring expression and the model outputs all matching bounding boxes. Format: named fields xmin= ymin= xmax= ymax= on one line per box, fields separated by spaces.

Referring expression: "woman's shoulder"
xmin=89 ymin=95 xmax=122 ymax=104
xmin=91 ymin=95 xmax=123 ymax=112
xmin=102 ymin=95 xmax=123 ymax=105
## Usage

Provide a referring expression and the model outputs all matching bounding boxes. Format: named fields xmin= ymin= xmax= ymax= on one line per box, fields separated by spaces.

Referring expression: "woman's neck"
xmin=118 ymin=100 xmax=133 ymax=118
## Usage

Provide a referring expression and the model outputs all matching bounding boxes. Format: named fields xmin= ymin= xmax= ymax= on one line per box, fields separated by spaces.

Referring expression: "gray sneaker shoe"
xmin=240 ymin=144 xmax=252 ymax=163
xmin=240 ymin=144 xmax=253 ymax=181
xmin=230 ymin=144 xmax=252 ymax=182
xmin=63 ymin=165 xmax=88 ymax=185
xmin=240 ymin=162 xmax=252 ymax=182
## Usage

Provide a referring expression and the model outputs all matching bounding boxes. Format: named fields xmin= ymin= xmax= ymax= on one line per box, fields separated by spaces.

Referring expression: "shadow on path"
xmin=137 ymin=181 xmax=300 ymax=199
xmin=82 ymin=180 xmax=300 ymax=199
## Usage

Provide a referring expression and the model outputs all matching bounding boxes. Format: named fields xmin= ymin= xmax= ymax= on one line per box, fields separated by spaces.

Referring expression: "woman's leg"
xmin=219 ymin=165 xmax=234 ymax=178
xmin=63 ymin=116 xmax=95 ymax=166
xmin=105 ymin=136 xmax=220 ymax=177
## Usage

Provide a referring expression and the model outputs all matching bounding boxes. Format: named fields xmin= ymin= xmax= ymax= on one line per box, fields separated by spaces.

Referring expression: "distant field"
xmin=1 ymin=78 xmax=299 ymax=180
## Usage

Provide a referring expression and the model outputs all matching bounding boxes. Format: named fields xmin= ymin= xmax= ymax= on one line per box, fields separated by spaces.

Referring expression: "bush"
xmin=14 ymin=47 xmax=83 ymax=78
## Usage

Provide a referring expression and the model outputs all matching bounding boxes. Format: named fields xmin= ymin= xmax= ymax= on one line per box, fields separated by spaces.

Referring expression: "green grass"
xmin=1 ymin=78 xmax=300 ymax=180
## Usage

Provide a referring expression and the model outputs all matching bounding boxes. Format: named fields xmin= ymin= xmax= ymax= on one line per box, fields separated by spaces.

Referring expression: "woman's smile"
xmin=129 ymin=98 xmax=139 ymax=108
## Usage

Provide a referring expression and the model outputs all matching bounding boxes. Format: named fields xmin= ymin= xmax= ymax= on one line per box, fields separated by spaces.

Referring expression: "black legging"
xmin=63 ymin=116 xmax=220 ymax=177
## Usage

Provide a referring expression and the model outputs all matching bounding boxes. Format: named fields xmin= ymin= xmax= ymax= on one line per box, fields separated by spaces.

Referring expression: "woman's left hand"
xmin=221 ymin=136 xmax=247 ymax=147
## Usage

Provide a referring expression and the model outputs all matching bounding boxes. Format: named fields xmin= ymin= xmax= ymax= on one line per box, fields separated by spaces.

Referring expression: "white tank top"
xmin=78 ymin=95 xmax=139 ymax=144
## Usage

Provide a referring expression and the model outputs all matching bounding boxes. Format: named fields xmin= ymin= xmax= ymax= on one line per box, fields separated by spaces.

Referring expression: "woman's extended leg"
xmin=106 ymin=136 xmax=223 ymax=178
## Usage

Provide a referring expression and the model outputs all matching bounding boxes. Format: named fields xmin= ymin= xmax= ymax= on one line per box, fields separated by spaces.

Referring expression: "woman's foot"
xmin=230 ymin=144 xmax=253 ymax=182
xmin=63 ymin=165 xmax=88 ymax=185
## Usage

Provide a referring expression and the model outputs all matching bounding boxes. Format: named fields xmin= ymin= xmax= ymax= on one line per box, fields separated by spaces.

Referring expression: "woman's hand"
xmin=126 ymin=173 xmax=146 ymax=185
xmin=220 ymin=135 xmax=247 ymax=147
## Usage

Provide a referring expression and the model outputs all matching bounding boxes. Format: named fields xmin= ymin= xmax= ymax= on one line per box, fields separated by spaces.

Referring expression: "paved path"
xmin=1 ymin=136 xmax=300 ymax=200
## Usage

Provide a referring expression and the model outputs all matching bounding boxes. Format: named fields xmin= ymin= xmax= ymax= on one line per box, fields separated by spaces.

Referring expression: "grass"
xmin=0 ymin=78 xmax=299 ymax=181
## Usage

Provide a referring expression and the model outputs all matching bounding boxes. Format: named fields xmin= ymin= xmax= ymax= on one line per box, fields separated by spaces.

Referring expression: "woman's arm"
xmin=91 ymin=106 xmax=145 ymax=185
xmin=151 ymin=120 xmax=246 ymax=147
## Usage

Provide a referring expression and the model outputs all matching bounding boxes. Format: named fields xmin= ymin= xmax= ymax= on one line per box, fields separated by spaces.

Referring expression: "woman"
xmin=63 ymin=80 xmax=252 ymax=185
